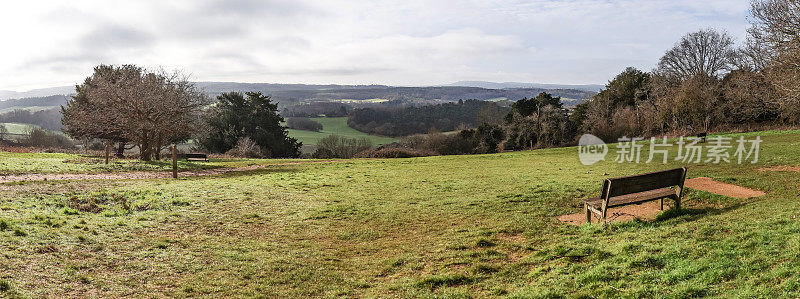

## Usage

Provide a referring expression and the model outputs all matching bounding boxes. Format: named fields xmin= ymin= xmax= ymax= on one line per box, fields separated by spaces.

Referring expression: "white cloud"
xmin=0 ymin=0 xmax=750 ymax=91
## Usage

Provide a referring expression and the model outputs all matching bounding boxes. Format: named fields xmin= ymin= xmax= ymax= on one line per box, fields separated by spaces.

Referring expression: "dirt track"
xmin=0 ymin=160 xmax=340 ymax=183
xmin=683 ymin=177 xmax=765 ymax=198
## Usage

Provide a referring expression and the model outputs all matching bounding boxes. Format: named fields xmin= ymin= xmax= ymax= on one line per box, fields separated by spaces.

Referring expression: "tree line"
xmin=347 ymin=99 xmax=509 ymax=136
xmin=62 ymin=65 xmax=301 ymax=160
xmin=404 ymin=0 xmax=800 ymax=155
xmin=574 ymin=1 xmax=800 ymax=142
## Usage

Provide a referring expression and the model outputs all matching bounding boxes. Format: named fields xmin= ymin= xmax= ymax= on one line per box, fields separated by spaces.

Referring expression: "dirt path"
xmin=684 ymin=177 xmax=765 ymax=198
xmin=0 ymin=160 xmax=340 ymax=183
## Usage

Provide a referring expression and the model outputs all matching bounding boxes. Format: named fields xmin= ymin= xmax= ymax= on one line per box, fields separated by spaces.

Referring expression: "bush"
xmin=286 ymin=117 xmax=323 ymax=132
xmin=20 ymin=128 xmax=75 ymax=149
xmin=313 ymin=135 xmax=372 ymax=159
xmin=402 ymin=132 xmax=475 ymax=155
xmin=225 ymin=137 xmax=267 ymax=158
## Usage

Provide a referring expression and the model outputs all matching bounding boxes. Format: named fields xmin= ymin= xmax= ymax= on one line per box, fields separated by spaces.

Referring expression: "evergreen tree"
xmin=199 ymin=92 xmax=301 ymax=158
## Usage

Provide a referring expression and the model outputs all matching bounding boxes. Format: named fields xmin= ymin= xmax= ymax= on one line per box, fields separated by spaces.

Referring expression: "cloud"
xmin=0 ymin=0 xmax=751 ymax=91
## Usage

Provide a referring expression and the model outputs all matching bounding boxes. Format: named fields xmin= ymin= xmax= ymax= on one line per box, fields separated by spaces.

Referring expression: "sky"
xmin=0 ymin=0 xmax=751 ymax=91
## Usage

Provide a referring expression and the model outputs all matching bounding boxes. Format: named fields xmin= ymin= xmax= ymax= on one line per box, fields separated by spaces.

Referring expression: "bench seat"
xmin=581 ymin=167 xmax=687 ymax=225
xmin=582 ymin=188 xmax=677 ymax=209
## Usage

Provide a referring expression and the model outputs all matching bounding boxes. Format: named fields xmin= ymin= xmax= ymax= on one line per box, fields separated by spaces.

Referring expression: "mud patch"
xmin=684 ymin=177 xmax=765 ymax=198
xmin=558 ymin=201 xmax=666 ymax=226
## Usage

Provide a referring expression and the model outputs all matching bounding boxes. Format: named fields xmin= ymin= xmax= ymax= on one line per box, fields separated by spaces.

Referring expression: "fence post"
xmin=172 ymin=145 xmax=178 ymax=179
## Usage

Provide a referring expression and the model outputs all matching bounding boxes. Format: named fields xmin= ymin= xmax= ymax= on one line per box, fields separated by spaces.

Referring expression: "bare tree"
xmin=733 ymin=35 xmax=776 ymax=71
xmin=62 ymin=65 xmax=209 ymax=161
xmin=750 ymin=0 xmax=800 ymax=51
xmin=750 ymin=0 xmax=800 ymax=123
xmin=656 ymin=29 xmax=736 ymax=80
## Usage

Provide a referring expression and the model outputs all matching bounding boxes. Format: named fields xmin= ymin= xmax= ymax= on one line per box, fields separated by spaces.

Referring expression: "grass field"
xmin=286 ymin=117 xmax=398 ymax=147
xmin=0 ymin=130 xmax=799 ymax=296
xmin=0 ymin=122 xmax=44 ymax=134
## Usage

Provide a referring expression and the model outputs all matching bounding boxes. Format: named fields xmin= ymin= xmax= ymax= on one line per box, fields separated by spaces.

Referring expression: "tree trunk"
xmin=140 ymin=133 xmax=152 ymax=161
xmin=154 ymin=136 xmax=163 ymax=160
xmin=116 ymin=142 xmax=125 ymax=158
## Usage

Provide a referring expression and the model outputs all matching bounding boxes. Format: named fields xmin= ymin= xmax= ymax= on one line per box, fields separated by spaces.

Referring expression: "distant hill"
xmin=448 ymin=81 xmax=603 ymax=92
xmin=0 ymin=82 xmax=595 ymax=108
xmin=0 ymin=95 xmax=69 ymax=111
xmin=194 ymin=82 xmax=596 ymax=103
xmin=0 ymin=86 xmax=75 ymax=100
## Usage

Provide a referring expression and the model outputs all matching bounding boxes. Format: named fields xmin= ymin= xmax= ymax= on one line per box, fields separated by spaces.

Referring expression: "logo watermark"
xmin=578 ymin=134 xmax=608 ymax=165
xmin=578 ymin=134 xmax=761 ymax=166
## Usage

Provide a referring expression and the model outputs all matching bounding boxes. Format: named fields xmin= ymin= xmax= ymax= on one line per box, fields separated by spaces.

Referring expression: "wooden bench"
xmin=184 ymin=153 xmax=209 ymax=162
xmin=696 ymin=132 xmax=707 ymax=143
xmin=582 ymin=167 xmax=687 ymax=224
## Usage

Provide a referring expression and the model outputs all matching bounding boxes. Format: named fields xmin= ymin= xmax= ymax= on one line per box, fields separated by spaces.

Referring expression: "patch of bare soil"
xmin=558 ymin=201 xmax=666 ymax=226
xmin=684 ymin=177 xmax=765 ymax=198
xmin=759 ymin=165 xmax=800 ymax=172
xmin=0 ymin=160 xmax=340 ymax=183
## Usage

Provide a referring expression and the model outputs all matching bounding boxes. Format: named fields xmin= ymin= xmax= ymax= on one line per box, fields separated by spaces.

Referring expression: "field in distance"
xmin=286 ymin=117 xmax=398 ymax=147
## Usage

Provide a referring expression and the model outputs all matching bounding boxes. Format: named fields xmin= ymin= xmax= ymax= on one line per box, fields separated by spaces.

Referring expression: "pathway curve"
xmin=0 ymin=160 xmax=341 ymax=183
xmin=683 ymin=177 xmax=765 ymax=198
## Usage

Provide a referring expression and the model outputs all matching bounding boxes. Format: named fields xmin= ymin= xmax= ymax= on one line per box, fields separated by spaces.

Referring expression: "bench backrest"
xmin=185 ymin=153 xmax=207 ymax=158
xmin=601 ymin=167 xmax=687 ymax=198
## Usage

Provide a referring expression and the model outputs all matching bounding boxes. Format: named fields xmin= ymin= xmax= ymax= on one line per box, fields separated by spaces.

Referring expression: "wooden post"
xmin=104 ymin=141 xmax=110 ymax=164
xmin=172 ymin=145 xmax=178 ymax=179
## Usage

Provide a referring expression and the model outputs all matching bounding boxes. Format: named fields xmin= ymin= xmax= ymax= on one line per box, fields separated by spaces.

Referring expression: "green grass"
xmin=0 ymin=130 xmax=799 ymax=296
xmin=287 ymin=117 xmax=398 ymax=146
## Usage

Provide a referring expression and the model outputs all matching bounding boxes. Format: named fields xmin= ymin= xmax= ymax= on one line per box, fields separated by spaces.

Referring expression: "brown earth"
xmin=0 ymin=160 xmax=340 ymax=183
xmin=684 ymin=177 xmax=765 ymax=198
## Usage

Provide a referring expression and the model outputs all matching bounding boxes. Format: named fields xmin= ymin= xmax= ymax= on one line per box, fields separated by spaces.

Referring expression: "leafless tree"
xmin=62 ymin=65 xmax=209 ymax=161
xmin=750 ymin=0 xmax=800 ymax=51
xmin=750 ymin=0 xmax=800 ymax=123
xmin=656 ymin=29 xmax=736 ymax=81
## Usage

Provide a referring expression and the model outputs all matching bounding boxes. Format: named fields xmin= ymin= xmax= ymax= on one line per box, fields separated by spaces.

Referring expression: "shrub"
xmin=20 ymin=128 xmax=75 ymax=149
xmin=225 ymin=137 xmax=267 ymax=158
xmin=286 ymin=117 xmax=323 ymax=132
xmin=313 ymin=135 xmax=372 ymax=159
xmin=402 ymin=131 xmax=478 ymax=155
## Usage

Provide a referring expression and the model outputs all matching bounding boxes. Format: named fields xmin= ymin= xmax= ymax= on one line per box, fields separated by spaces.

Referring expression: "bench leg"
xmin=675 ymin=196 xmax=680 ymax=210
xmin=585 ymin=203 xmax=591 ymax=224
xmin=601 ymin=207 xmax=608 ymax=226
xmin=660 ymin=198 xmax=663 ymax=210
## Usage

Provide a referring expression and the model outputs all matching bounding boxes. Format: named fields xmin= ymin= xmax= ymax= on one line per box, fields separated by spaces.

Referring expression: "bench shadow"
xmin=614 ymin=200 xmax=753 ymax=229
